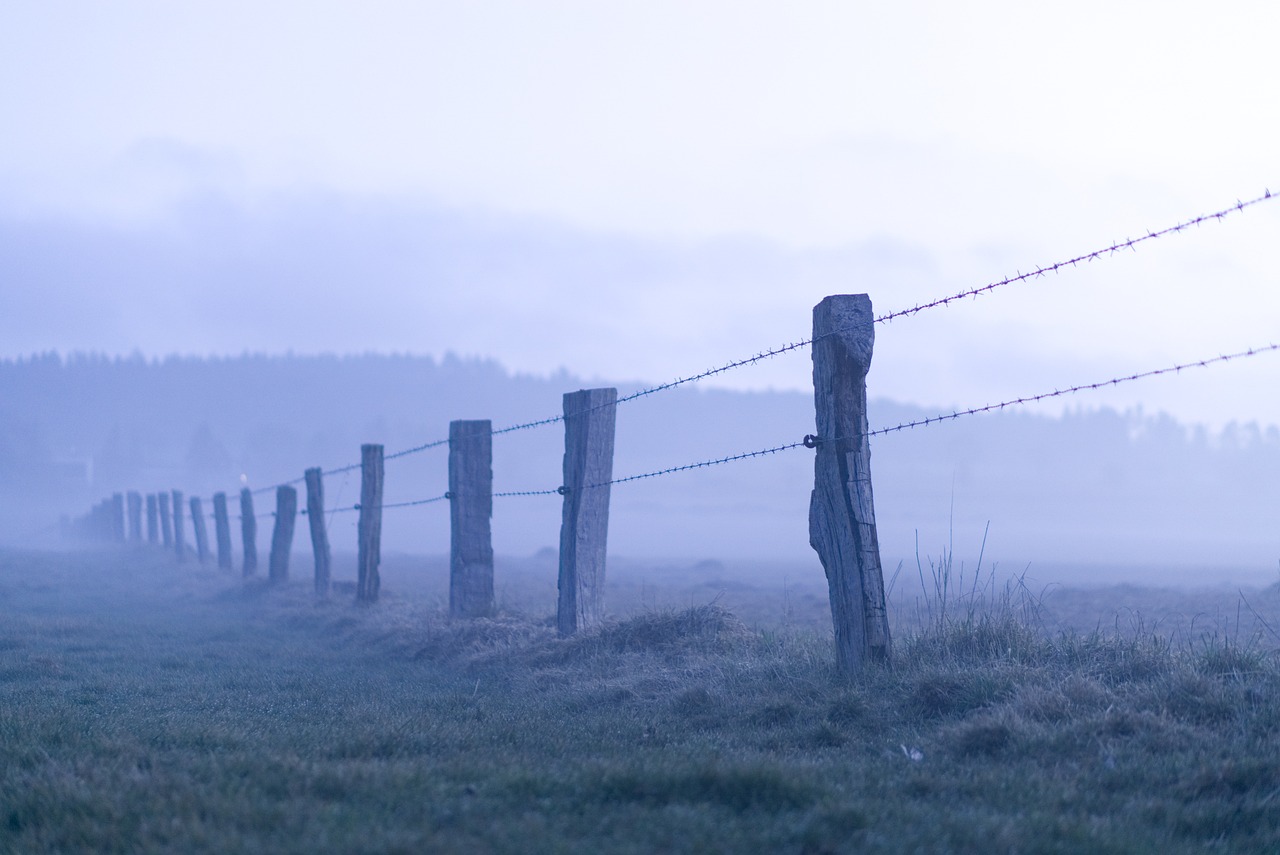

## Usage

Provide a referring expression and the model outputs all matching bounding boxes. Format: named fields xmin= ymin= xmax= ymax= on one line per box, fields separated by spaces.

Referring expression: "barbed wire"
xmin=875 ymin=190 xmax=1276 ymax=324
xmin=858 ymin=342 xmax=1280 ymax=440
xmin=588 ymin=440 xmax=807 ymax=490
xmin=181 ymin=187 xmax=1280 ymax=503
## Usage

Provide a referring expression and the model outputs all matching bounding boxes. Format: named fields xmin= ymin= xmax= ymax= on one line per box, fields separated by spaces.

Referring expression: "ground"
xmin=2 ymin=547 xmax=1279 ymax=853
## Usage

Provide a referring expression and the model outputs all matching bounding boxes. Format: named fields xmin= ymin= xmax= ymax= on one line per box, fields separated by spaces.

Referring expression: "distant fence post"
xmin=89 ymin=501 xmax=108 ymax=542
xmin=356 ymin=444 xmax=384 ymax=603
xmin=171 ymin=489 xmax=186 ymax=561
xmin=190 ymin=497 xmax=211 ymax=564
xmin=111 ymin=493 xmax=126 ymax=543
xmin=809 ymin=294 xmax=891 ymax=672
xmin=126 ymin=492 xmax=143 ymax=542
xmin=158 ymin=492 xmax=173 ymax=547
xmin=268 ymin=486 xmax=297 ymax=584
xmin=240 ymin=488 xmax=258 ymax=577
xmin=304 ymin=468 xmax=331 ymax=597
xmin=146 ymin=494 xmax=159 ymax=544
xmin=212 ymin=492 xmax=233 ymax=570
xmin=556 ymin=388 xmax=617 ymax=636
xmin=449 ymin=420 xmax=494 ymax=618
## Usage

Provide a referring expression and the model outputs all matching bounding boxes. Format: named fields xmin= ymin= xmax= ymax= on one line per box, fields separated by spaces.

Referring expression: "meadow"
xmin=2 ymin=546 xmax=1279 ymax=853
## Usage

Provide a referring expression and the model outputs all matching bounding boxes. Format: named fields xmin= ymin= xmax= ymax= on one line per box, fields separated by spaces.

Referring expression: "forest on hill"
xmin=3 ymin=352 xmax=1278 ymax=583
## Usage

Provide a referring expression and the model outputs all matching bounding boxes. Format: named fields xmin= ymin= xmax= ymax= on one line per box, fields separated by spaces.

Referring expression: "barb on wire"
xmin=876 ymin=190 xmax=1276 ymax=324
xmin=326 ymin=493 xmax=452 ymax=514
xmin=860 ymin=342 xmax=1280 ymax=439
xmin=589 ymin=440 xmax=808 ymax=490
xmin=494 ymin=488 xmax=562 ymax=498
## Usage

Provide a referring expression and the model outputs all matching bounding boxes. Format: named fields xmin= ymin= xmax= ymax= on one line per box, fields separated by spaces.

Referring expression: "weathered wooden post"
xmin=146 ymin=494 xmax=159 ymax=544
xmin=111 ymin=493 xmax=126 ymax=543
xmin=557 ymin=388 xmax=618 ymax=636
xmin=126 ymin=492 xmax=143 ymax=542
xmin=356 ymin=444 xmax=383 ymax=603
xmin=449 ymin=420 xmax=494 ymax=618
xmin=190 ymin=497 xmax=211 ymax=564
xmin=171 ymin=489 xmax=186 ymax=562
xmin=158 ymin=492 xmax=173 ymax=547
xmin=809 ymin=294 xmax=891 ymax=672
xmin=212 ymin=492 xmax=233 ymax=570
xmin=268 ymin=486 xmax=297 ymax=584
xmin=239 ymin=488 xmax=258 ymax=577
xmin=304 ymin=468 xmax=331 ymax=597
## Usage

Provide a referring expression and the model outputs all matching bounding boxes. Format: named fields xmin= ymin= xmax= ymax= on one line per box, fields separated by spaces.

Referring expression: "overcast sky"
xmin=3 ymin=1 xmax=1279 ymax=429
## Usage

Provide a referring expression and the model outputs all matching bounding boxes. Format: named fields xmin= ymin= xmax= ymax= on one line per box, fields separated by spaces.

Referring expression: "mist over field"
xmin=5 ymin=352 xmax=1278 ymax=588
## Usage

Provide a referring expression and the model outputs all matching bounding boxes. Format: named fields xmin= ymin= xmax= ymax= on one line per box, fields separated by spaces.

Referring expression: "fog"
xmin=5 ymin=352 xmax=1278 ymax=589
xmin=4 ymin=3 xmax=1280 ymax=591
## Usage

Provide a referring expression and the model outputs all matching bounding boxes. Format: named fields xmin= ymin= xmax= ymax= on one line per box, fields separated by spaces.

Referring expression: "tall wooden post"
xmin=356 ymin=444 xmax=383 ymax=603
xmin=146 ymin=494 xmax=159 ymax=544
xmin=557 ymin=388 xmax=617 ymax=636
xmin=126 ymin=492 xmax=143 ymax=542
xmin=171 ymin=489 xmax=185 ymax=562
xmin=304 ymin=468 xmax=331 ymax=597
xmin=111 ymin=493 xmax=126 ymax=543
xmin=158 ymin=492 xmax=173 ymax=547
xmin=268 ymin=486 xmax=297 ymax=584
xmin=809 ymin=294 xmax=891 ymax=672
xmin=190 ymin=497 xmax=211 ymax=563
xmin=449 ymin=420 xmax=494 ymax=618
xmin=212 ymin=492 xmax=233 ymax=570
xmin=240 ymin=488 xmax=258 ymax=577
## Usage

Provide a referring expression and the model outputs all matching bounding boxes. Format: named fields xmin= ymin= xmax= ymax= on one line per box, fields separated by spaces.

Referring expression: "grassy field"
xmin=2 ymin=547 xmax=1280 ymax=853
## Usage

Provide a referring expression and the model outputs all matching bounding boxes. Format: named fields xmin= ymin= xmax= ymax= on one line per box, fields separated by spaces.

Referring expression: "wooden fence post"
xmin=190 ymin=497 xmax=210 ymax=564
xmin=158 ymin=492 xmax=173 ymax=547
xmin=304 ymin=468 xmax=331 ymax=597
xmin=356 ymin=444 xmax=383 ymax=603
xmin=240 ymin=488 xmax=258 ymax=577
xmin=111 ymin=493 xmax=126 ymax=543
xmin=268 ymin=486 xmax=297 ymax=584
xmin=126 ymin=492 xmax=143 ymax=542
xmin=171 ymin=489 xmax=186 ymax=561
xmin=556 ymin=388 xmax=617 ymax=636
xmin=809 ymin=294 xmax=891 ymax=672
xmin=212 ymin=492 xmax=233 ymax=570
xmin=449 ymin=420 xmax=494 ymax=618
xmin=146 ymin=494 xmax=159 ymax=544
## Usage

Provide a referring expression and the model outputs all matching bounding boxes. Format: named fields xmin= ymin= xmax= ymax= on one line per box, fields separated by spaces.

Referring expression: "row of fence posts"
xmin=68 ymin=295 xmax=890 ymax=671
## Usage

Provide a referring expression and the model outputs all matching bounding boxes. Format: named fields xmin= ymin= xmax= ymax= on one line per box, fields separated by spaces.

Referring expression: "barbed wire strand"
xmin=861 ymin=342 xmax=1280 ymax=440
xmin=875 ymin=190 xmax=1276 ymax=324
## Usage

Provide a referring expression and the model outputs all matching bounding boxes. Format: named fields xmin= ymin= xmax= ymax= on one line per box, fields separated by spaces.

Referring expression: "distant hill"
xmin=3 ymin=352 xmax=1278 ymax=581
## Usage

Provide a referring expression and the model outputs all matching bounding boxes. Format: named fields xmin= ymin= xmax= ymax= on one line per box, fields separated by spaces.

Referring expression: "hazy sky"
xmin=3 ymin=2 xmax=1279 ymax=429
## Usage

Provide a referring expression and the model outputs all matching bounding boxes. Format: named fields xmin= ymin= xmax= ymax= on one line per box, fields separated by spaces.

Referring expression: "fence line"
xmin=67 ymin=187 xmax=1280 ymax=671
